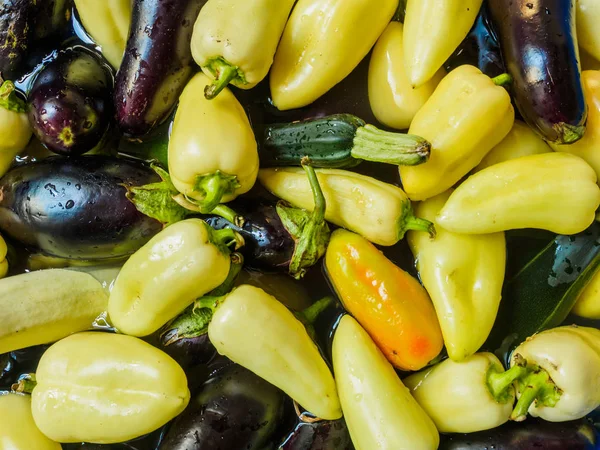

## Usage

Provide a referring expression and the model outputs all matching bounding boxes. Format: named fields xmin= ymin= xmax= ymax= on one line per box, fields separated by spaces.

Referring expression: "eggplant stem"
xmin=203 ymin=57 xmax=245 ymax=99
xmin=510 ymin=364 xmax=562 ymax=422
xmin=553 ymin=122 xmax=586 ymax=145
xmin=492 ymin=73 xmax=513 ymax=87
xmin=192 ymin=171 xmax=241 ymax=214
xmin=352 ymin=125 xmax=430 ymax=166
xmin=486 ymin=354 xmax=529 ymax=404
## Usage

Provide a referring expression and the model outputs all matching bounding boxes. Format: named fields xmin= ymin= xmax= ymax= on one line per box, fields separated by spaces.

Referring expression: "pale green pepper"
xmin=0 ymin=233 xmax=8 ymax=278
xmin=29 ymin=332 xmax=190 ymax=444
xmin=408 ymin=191 xmax=506 ymax=361
xmin=0 ymin=393 xmax=62 ymax=450
xmin=108 ymin=219 xmax=240 ymax=337
xmin=0 ymin=81 xmax=32 ymax=177
xmin=333 ymin=315 xmax=439 ymax=450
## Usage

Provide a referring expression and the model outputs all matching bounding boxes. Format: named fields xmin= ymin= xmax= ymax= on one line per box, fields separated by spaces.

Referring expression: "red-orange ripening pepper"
xmin=325 ymin=229 xmax=443 ymax=371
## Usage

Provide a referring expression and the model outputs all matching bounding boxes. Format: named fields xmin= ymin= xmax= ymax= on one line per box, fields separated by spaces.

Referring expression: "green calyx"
xmin=11 ymin=373 xmax=37 ymax=394
xmin=294 ymin=296 xmax=335 ymax=341
xmin=492 ymin=73 xmax=513 ymax=87
xmin=126 ymin=163 xmax=193 ymax=226
xmin=553 ymin=123 xmax=586 ymax=145
xmin=511 ymin=359 xmax=562 ymax=422
xmin=0 ymin=80 xmax=27 ymax=113
xmin=486 ymin=354 xmax=529 ymax=404
xmin=397 ymin=201 xmax=436 ymax=241
xmin=352 ymin=125 xmax=431 ymax=166
xmin=191 ymin=171 xmax=241 ymax=214
xmin=208 ymin=225 xmax=245 ymax=255
xmin=203 ymin=57 xmax=247 ymax=100
xmin=160 ymin=253 xmax=244 ymax=344
xmin=277 ymin=158 xmax=331 ymax=279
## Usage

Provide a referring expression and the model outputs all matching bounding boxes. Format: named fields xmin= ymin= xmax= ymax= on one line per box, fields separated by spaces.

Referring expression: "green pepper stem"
xmin=403 ymin=214 xmax=436 ymax=239
xmin=352 ymin=125 xmax=431 ymax=166
xmin=211 ymin=227 xmax=245 ymax=251
xmin=203 ymin=57 xmax=245 ymax=100
xmin=11 ymin=374 xmax=37 ymax=394
xmin=486 ymin=355 xmax=529 ymax=404
xmin=193 ymin=171 xmax=241 ymax=214
xmin=286 ymin=158 xmax=331 ymax=279
xmin=212 ymin=204 xmax=246 ymax=228
xmin=510 ymin=363 xmax=562 ymax=422
xmin=492 ymin=73 xmax=513 ymax=87
xmin=0 ymin=80 xmax=27 ymax=113
xmin=299 ymin=296 xmax=334 ymax=325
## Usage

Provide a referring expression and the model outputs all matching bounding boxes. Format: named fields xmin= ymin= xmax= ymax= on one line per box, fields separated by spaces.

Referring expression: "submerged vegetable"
xmin=30 ymin=332 xmax=190 ymax=444
xmin=399 ymin=66 xmax=514 ymax=201
xmin=168 ymin=72 xmax=259 ymax=213
xmin=28 ymin=46 xmax=114 ymax=156
xmin=108 ymin=219 xmax=237 ymax=337
xmin=260 ymin=113 xmax=431 ymax=168
xmin=259 ymin=167 xmax=434 ymax=246
xmin=159 ymin=363 xmax=285 ymax=450
xmin=270 ymin=0 xmax=397 ymax=110
xmin=114 ymin=0 xmax=205 ymax=138
xmin=326 ymin=229 xmax=443 ymax=371
xmin=368 ymin=21 xmax=444 ymax=130
xmin=474 ymin=120 xmax=550 ymax=173
xmin=403 ymin=0 xmax=482 ymax=87
xmin=509 ymin=326 xmax=600 ymax=422
xmin=0 ymin=393 xmax=62 ymax=450
xmin=0 ymin=269 xmax=107 ymax=354
xmin=207 ymin=285 xmax=342 ymax=420
xmin=0 ymin=80 xmax=31 ymax=177
xmin=408 ymin=191 xmax=506 ymax=361
xmin=74 ymin=0 xmax=132 ymax=68
xmin=437 ymin=152 xmax=600 ymax=235
xmin=489 ymin=0 xmax=587 ymax=144
xmin=0 ymin=156 xmax=163 ymax=260
xmin=191 ymin=0 xmax=296 ymax=98
xmin=404 ymin=353 xmax=521 ymax=433
xmin=333 ymin=315 xmax=439 ymax=450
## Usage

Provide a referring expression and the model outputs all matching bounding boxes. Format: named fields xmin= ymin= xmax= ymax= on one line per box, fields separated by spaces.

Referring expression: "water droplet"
xmin=65 ymin=200 xmax=75 ymax=209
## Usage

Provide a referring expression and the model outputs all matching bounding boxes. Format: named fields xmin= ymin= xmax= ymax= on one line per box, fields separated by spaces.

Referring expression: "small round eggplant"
xmin=159 ymin=363 xmax=286 ymax=450
xmin=440 ymin=419 xmax=598 ymax=450
xmin=0 ymin=156 xmax=162 ymax=260
xmin=278 ymin=419 xmax=353 ymax=450
xmin=28 ymin=45 xmax=114 ymax=155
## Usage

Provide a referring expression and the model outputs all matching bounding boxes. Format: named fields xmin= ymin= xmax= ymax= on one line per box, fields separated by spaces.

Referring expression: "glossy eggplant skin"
xmin=0 ymin=0 xmax=35 ymax=79
xmin=114 ymin=0 xmax=206 ymax=138
xmin=446 ymin=4 xmax=505 ymax=78
xmin=278 ymin=420 xmax=353 ymax=450
xmin=204 ymin=198 xmax=294 ymax=272
xmin=0 ymin=156 xmax=162 ymax=261
xmin=440 ymin=419 xmax=598 ymax=450
xmin=159 ymin=363 xmax=286 ymax=450
xmin=488 ymin=0 xmax=587 ymax=144
xmin=28 ymin=46 xmax=114 ymax=155
xmin=159 ymin=332 xmax=216 ymax=372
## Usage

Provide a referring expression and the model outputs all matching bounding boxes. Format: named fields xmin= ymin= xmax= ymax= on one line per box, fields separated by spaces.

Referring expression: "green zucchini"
xmin=488 ymin=222 xmax=600 ymax=348
xmin=260 ymin=113 xmax=431 ymax=168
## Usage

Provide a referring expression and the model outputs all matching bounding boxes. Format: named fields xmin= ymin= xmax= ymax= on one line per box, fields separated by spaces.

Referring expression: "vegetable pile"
xmin=1 ymin=0 xmax=600 ymax=449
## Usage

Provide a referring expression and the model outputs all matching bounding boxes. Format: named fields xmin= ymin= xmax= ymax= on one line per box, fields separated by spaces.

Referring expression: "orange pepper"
xmin=325 ymin=229 xmax=443 ymax=371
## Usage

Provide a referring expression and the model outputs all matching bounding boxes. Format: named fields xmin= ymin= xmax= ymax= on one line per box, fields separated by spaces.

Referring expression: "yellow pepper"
xmin=368 ymin=21 xmax=445 ymax=130
xmin=191 ymin=0 xmax=296 ymax=99
xmin=399 ymin=65 xmax=515 ymax=201
xmin=550 ymin=71 xmax=600 ymax=180
xmin=31 ymin=332 xmax=190 ymax=444
xmin=0 ymin=269 xmax=108 ymax=354
xmin=404 ymin=353 xmax=521 ymax=433
xmin=258 ymin=167 xmax=434 ymax=246
xmin=0 ymin=233 xmax=7 ymax=278
xmin=169 ymin=73 xmax=259 ymax=213
xmin=270 ymin=0 xmax=397 ymax=111
xmin=326 ymin=229 xmax=443 ymax=371
xmin=0 ymin=393 xmax=61 ymax=450
xmin=333 ymin=315 xmax=439 ymax=450
xmin=408 ymin=191 xmax=506 ymax=361
xmin=0 ymin=81 xmax=32 ymax=177
xmin=474 ymin=120 xmax=551 ymax=173
xmin=438 ymin=152 xmax=600 ymax=235
xmin=403 ymin=0 xmax=483 ymax=87
xmin=577 ymin=0 xmax=600 ymax=63
xmin=208 ymin=285 xmax=342 ymax=420
xmin=573 ymin=269 xmax=600 ymax=319
xmin=108 ymin=219 xmax=237 ymax=337
xmin=73 ymin=0 xmax=132 ymax=68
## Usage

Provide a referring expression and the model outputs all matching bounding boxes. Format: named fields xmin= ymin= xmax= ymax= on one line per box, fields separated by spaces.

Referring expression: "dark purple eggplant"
xmin=439 ymin=418 xmax=598 ymax=450
xmin=0 ymin=156 xmax=162 ymax=260
xmin=445 ymin=3 xmax=505 ymax=78
xmin=159 ymin=363 xmax=286 ymax=450
xmin=488 ymin=0 xmax=587 ymax=144
xmin=28 ymin=45 xmax=114 ymax=155
xmin=278 ymin=419 xmax=353 ymax=450
xmin=0 ymin=0 xmax=36 ymax=79
xmin=159 ymin=331 xmax=216 ymax=372
xmin=114 ymin=0 xmax=206 ymax=138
